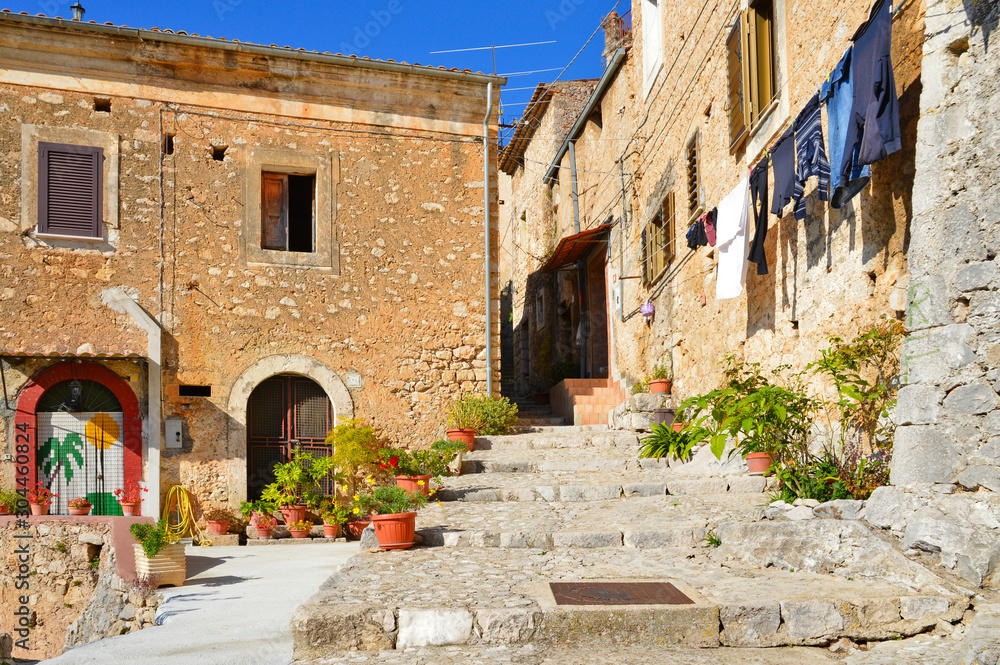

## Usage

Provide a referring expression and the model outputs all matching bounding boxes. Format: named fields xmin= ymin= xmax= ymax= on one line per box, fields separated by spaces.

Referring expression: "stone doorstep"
xmin=246 ymin=536 xmax=349 ymax=546
xmin=290 ymin=590 xmax=966 ymax=658
xmin=437 ymin=476 xmax=767 ymax=503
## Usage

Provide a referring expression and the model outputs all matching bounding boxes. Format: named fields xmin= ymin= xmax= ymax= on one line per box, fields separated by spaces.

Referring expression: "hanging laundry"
xmin=686 ymin=219 xmax=708 ymax=250
xmin=792 ymin=93 xmax=830 ymax=221
xmin=748 ymin=157 xmax=770 ymax=275
xmin=846 ymin=0 xmax=901 ymax=169
xmin=716 ymin=176 xmax=751 ymax=301
xmin=704 ymin=208 xmax=718 ymax=247
xmin=821 ymin=47 xmax=871 ymax=208
xmin=770 ymin=129 xmax=796 ymax=217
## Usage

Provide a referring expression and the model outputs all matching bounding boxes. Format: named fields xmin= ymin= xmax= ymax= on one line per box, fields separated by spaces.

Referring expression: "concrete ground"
xmin=41 ymin=542 xmax=358 ymax=665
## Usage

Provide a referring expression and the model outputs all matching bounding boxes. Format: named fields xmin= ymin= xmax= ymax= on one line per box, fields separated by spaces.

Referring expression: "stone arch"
xmin=224 ymin=354 xmax=354 ymax=503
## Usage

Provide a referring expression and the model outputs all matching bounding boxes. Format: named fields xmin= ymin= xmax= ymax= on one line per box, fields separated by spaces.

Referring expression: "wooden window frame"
xmin=643 ymin=191 xmax=675 ymax=286
xmin=37 ymin=142 xmax=103 ymax=239
xmin=686 ymin=133 xmax=704 ymax=221
xmin=727 ymin=0 xmax=777 ymax=152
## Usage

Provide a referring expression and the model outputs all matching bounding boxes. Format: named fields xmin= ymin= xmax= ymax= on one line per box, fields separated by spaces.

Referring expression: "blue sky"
xmin=13 ymin=0 xmax=625 ymax=137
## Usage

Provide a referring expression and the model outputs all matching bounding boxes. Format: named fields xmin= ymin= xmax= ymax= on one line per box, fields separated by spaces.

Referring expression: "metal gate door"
xmin=36 ymin=379 xmax=126 ymax=515
xmin=246 ymin=375 xmax=333 ymax=501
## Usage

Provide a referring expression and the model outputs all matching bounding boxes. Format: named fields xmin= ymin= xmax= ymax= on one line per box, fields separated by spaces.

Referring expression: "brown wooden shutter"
xmin=641 ymin=226 xmax=649 ymax=284
xmin=726 ymin=17 xmax=748 ymax=150
xmin=261 ymin=173 xmax=288 ymax=250
xmin=38 ymin=142 xmax=103 ymax=238
xmin=664 ymin=192 xmax=676 ymax=266
xmin=748 ymin=0 xmax=775 ymax=125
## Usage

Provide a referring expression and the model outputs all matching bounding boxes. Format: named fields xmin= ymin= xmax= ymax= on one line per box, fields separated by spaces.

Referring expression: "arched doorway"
xmin=246 ymin=374 xmax=334 ymax=500
xmin=15 ymin=362 xmax=143 ymax=515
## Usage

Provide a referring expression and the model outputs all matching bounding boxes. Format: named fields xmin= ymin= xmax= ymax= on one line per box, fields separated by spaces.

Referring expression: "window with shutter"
xmin=726 ymin=0 xmax=776 ymax=151
xmin=643 ymin=192 xmax=675 ymax=286
xmin=261 ymin=172 xmax=315 ymax=253
xmin=686 ymin=137 xmax=702 ymax=219
xmin=38 ymin=142 xmax=103 ymax=238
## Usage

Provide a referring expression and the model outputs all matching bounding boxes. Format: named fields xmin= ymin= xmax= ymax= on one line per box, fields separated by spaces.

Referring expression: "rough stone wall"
xmin=0 ymin=519 xmax=156 ymax=660
xmin=0 ymin=18 xmax=502 ymax=512
xmin=607 ymin=0 xmax=923 ymax=399
xmin=893 ymin=0 xmax=1000 ymax=489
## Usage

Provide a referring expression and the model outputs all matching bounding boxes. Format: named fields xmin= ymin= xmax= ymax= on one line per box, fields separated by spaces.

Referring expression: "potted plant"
xmin=378 ymin=446 xmax=460 ymax=496
xmin=27 ymin=483 xmax=57 ymax=516
xmin=114 ymin=480 xmax=148 ymax=516
xmin=352 ymin=485 xmax=428 ymax=550
xmin=205 ymin=508 xmax=234 ymax=536
xmin=318 ymin=498 xmax=348 ymax=538
xmin=0 ymin=488 xmax=21 ymax=515
xmin=325 ymin=418 xmax=382 ymax=496
xmin=639 ymin=423 xmax=696 ymax=463
xmin=288 ymin=518 xmax=313 ymax=539
xmin=68 ymin=497 xmax=92 ymax=516
xmin=251 ymin=512 xmax=277 ymax=539
xmin=447 ymin=394 xmax=519 ymax=450
xmin=130 ymin=519 xmax=185 ymax=587
xmin=680 ymin=356 xmax=816 ymax=475
xmin=432 ymin=438 xmax=468 ymax=476
xmin=261 ymin=451 xmax=339 ymax=525
xmin=648 ymin=361 xmax=673 ymax=394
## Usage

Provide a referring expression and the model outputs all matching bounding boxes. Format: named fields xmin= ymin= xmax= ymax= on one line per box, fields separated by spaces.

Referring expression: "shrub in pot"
xmin=639 ymin=424 xmax=696 ymax=464
xmin=378 ymin=445 xmax=461 ymax=496
xmin=0 ymin=488 xmax=23 ymax=515
xmin=647 ymin=361 xmax=673 ymax=394
xmin=351 ymin=485 xmax=428 ymax=550
xmin=131 ymin=519 xmax=185 ymax=587
xmin=205 ymin=508 xmax=235 ymax=535
xmin=250 ymin=511 xmax=277 ymax=539
xmin=325 ymin=418 xmax=383 ymax=495
xmin=447 ymin=394 xmax=519 ymax=450
xmin=288 ymin=519 xmax=313 ymax=539
xmin=68 ymin=497 xmax=92 ymax=516
xmin=319 ymin=498 xmax=348 ymax=538
xmin=261 ymin=452 xmax=340 ymax=524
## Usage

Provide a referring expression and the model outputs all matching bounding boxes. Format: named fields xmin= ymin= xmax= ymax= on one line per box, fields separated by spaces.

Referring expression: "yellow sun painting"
xmin=86 ymin=413 xmax=121 ymax=450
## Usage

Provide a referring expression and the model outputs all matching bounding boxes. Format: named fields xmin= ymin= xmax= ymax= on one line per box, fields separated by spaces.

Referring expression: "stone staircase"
xmin=291 ymin=423 xmax=974 ymax=663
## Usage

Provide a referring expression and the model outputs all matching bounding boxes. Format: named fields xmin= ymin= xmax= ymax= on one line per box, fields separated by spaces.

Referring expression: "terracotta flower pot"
xmin=29 ymin=502 xmax=48 ymax=516
xmin=0 ymin=505 xmax=8 ymax=515
xmin=256 ymin=527 xmax=272 ymax=540
xmin=68 ymin=505 xmax=91 ymax=516
xmin=289 ymin=528 xmax=309 ymax=539
xmin=120 ymin=502 xmax=140 ymax=516
xmin=279 ymin=505 xmax=307 ymax=525
xmin=447 ymin=428 xmax=476 ymax=452
xmin=395 ymin=475 xmax=432 ymax=496
xmin=745 ymin=452 xmax=773 ymax=475
xmin=671 ymin=421 xmax=686 ymax=433
xmin=322 ymin=523 xmax=340 ymax=538
xmin=345 ymin=519 xmax=371 ymax=539
xmin=208 ymin=520 xmax=229 ymax=536
xmin=649 ymin=379 xmax=672 ymax=394
xmin=371 ymin=512 xmax=416 ymax=550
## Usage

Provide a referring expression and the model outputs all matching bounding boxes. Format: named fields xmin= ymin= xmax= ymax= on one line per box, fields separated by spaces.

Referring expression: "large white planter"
xmin=133 ymin=542 xmax=186 ymax=588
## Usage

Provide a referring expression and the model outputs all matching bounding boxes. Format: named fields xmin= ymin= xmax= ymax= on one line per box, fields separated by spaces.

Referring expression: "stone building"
xmin=500 ymin=0 xmax=1000 ymax=576
xmin=0 ymin=11 xmax=503 ymax=517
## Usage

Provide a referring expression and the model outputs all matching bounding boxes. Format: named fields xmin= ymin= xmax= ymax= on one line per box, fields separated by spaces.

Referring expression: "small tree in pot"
xmin=261 ymin=452 xmax=341 ymax=525
xmin=351 ymin=485 xmax=427 ymax=550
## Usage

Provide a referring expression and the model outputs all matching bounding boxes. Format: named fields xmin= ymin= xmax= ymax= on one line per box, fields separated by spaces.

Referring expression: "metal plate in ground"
xmin=549 ymin=581 xmax=694 ymax=606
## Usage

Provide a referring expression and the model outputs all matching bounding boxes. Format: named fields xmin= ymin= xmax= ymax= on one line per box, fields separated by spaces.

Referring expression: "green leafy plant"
xmin=639 ymin=424 xmax=696 ymax=461
xmin=68 ymin=497 xmax=91 ymax=509
xmin=705 ymin=531 xmax=722 ymax=548
xmin=0 ymin=488 xmax=23 ymax=511
xmin=325 ymin=419 xmax=383 ymax=489
xmin=318 ymin=498 xmax=349 ymax=526
xmin=649 ymin=361 xmax=672 ymax=381
xmin=130 ymin=519 xmax=178 ymax=558
xmin=352 ymin=485 xmax=428 ymax=516
xmin=448 ymin=394 xmax=519 ymax=435
xmin=630 ymin=378 xmax=649 ymax=395
xmin=378 ymin=447 xmax=459 ymax=477
xmin=239 ymin=500 xmax=274 ymax=520
xmin=680 ymin=356 xmax=818 ymax=464
xmin=261 ymin=451 xmax=341 ymax=509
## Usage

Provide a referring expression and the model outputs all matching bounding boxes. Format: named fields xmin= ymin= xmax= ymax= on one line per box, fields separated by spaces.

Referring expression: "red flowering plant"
xmin=251 ymin=512 xmax=277 ymax=530
xmin=68 ymin=497 xmax=92 ymax=508
xmin=113 ymin=480 xmax=148 ymax=505
xmin=377 ymin=450 xmax=401 ymax=472
xmin=27 ymin=483 xmax=57 ymax=506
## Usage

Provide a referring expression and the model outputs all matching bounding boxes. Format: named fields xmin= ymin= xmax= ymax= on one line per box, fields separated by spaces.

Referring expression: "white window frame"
xmin=642 ymin=0 xmax=664 ymax=98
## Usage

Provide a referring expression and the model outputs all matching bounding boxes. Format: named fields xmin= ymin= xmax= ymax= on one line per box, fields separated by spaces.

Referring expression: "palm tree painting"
xmin=39 ymin=432 xmax=84 ymax=486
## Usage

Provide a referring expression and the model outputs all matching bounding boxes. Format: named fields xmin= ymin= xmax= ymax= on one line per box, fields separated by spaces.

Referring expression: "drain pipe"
xmin=483 ymin=81 xmax=494 ymax=396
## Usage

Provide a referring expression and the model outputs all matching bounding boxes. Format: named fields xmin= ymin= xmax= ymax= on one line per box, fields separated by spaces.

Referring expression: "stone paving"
xmin=291 ymin=424 xmax=978 ymax=664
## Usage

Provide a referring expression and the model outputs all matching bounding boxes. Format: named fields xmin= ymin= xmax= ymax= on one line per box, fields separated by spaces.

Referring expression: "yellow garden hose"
xmin=163 ymin=485 xmax=211 ymax=547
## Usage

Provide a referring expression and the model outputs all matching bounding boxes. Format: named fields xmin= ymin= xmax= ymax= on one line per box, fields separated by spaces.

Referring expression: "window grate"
xmin=294 ymin=380 xmax=331 ymax=440
xmin=248 ymin=377 xmax=285 ymax=440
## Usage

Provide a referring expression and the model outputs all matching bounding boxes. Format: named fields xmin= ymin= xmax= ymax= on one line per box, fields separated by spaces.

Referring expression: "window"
xmin=641 ymin=0 xmax=663 ymax=96
xmin=261 ymin=172 xmax=316 ymax=253
xmin=37 ymin=142 xmax=103 ymax=238
xmin=726 ymin=0 xmax=776 ymax=149
xmin=686 ymin=133 xmax=703 ymax=219
xmin=643 ymin=191 xmax=675 ymax=285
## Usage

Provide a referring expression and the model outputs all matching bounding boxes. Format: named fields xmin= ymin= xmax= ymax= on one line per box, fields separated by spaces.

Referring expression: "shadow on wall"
xmin=507 ymin=269 xmax=567 ymax=397
xmin=962 ymin=0 xmax=998 ymax=51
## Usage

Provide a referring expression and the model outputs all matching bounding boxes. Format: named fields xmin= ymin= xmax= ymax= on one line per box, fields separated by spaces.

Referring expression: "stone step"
xmin=509 ymin=424 xmax=608 ymax=434
xmin=436 ymin=472 xmax=769 ymax=503
xmin=291 ymin=537 xmax=968 ymax=659
xmin=415 ymin=495 xmax=765 ymax=549
xmin=473 ymin=431 xmax=640 ymax=451
xmin=515 ymin=415 xmax=565 ymax=426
